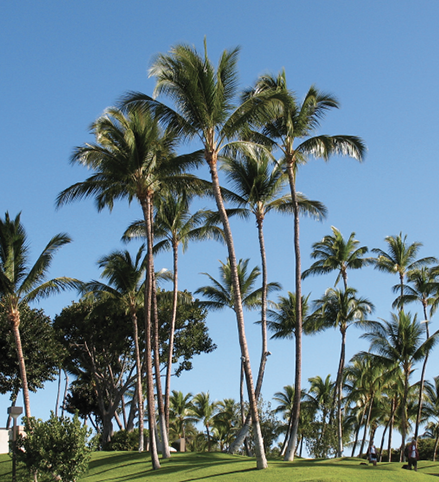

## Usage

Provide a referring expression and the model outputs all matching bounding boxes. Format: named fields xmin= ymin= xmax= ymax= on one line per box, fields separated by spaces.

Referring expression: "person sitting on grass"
xmin=367 ymin=442 xmax=378 ymax=466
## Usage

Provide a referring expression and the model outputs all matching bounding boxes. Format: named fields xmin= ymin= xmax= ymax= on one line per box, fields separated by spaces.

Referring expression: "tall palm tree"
xmin=372 ymin=233 xmax=437 ymax=304
xmin=360 ymin=311 xmax=439 ymax=458
xmin=0 ymin=212 xmax=77 ymax=418
xmin=81 ymin=246 xmax=147 ymax=451
xmin=244 ymin=71 xmax=366 ymax=460
xmin=221 ymin=151 xmax=326 ymax=399
xmin=302 ymin=226 xmax=373 ymax=290
xmin=121 ymin=41 xmax=290 ymax=469
xmin=56 ymin=105 xmax=197 ymax=468
xmin=123 ymin=192 xmax=223 ymax=433
xmin=191 ymin=392 xmax=218 ymax=452
xmin=311 ymin=287 xmax=374 ymax=456
xmin=395 ymin=267 xmax=439 ymax=439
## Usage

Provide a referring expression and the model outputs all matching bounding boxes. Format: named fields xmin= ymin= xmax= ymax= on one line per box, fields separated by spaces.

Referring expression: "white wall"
xmin=0 ymin=428 xmax=10 ymax=454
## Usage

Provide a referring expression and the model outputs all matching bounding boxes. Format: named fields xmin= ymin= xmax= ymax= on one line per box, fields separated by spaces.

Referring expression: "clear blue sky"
xmin=1 ymin=1 xmax=439 ymax=450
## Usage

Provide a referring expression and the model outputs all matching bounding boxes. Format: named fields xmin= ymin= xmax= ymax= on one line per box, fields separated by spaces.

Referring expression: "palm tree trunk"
xmin=61 ymin=370 xmax=69 ymax=417
xmin=165 ymin=241 xmax=179 ymax=433
xmin=351 ymin=409 xmax=365 ymax=457
xmin=336 ymin=330 xmax=346 ymax=457
xmin=359 ymin=397 xmax=373 ymax=456
xmin=414 ymin=302 xmax=430 ymax=439
xmin=151 ymin=234 xmax=171 ymax=458
xmin=254 ymin=219 xmax=269 ymax=398
xmin=9 ymin=311 xmax=31 ymax=418
xmin=207 ymin=151 xmax=267 ymax=469
xmin=141 ymin=197 xmax=161 ymax=470
xmin=400 ymin=370 xmax=410 ymax=462
xmin=130 ymin=310 xmax=144 ymax=451
xmin=284 ymin=160 xmax=302 ymax=462
xmin=387 ymin=397 xmax=395 ymax=462
xmin=433 ymin=432 xmax=439 ymax=461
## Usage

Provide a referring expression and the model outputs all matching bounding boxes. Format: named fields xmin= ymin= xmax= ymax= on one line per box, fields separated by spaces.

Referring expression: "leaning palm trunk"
xmin=229 ymin=220 xmax=270 ymax=454
xmin=141 ymin=197 xmax=161 ymax=469
xmin=284 ymin=162 xmax=302 ymax=461
xmin=414 ymin=302 xmax=430 ymax=439
xmin=359 ymin=397 xmax=373 ymax=456
xmin=9 ymin=311 xmax=32 ymax=418
xmin=387 ymin=397 xmax=395 ymax=462
xmin=400 ymin=371 xmax=410 ymax=462
xmin=207 ymin=151 xmax=267 ymax=469
xmin=164 ymin=241 xmax=179 ymax=432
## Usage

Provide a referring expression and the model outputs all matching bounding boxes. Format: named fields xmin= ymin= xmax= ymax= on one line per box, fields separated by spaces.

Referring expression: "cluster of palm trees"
xmin=6 ymin=40 xmax=410 ymax=471
xmin=268 ymin=230 xmax=439 ymax=461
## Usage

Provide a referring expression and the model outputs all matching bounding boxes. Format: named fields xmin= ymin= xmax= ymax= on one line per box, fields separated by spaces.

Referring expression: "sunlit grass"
xmin=2 ymin=452 xmax=439 ymax=481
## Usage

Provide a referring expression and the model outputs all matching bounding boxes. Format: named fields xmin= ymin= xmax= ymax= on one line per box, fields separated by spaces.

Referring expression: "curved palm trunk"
xmin=414 ymin=301 xmax=430 ymax=439
xmin=284 ymin=160 xmax=302 ymax=462
xmin=433 ymin=432 xmax=439 ymax=461
xmin=351 ymin=408 xmax=366 ymax=457
xmin=207 ymin=151 xmax=267 ymax=469
xmin=9 ymin=309 xmax=31 ymax=418
xmin=130 ymin=309 xmax=144 ymax=451
xmin=359 ymin=396 xmax=373 ymax=456
xmin=141 ymin=197 xmax=161 ymax=470
xmin=165 ymin=240 xmax=179 ymax=432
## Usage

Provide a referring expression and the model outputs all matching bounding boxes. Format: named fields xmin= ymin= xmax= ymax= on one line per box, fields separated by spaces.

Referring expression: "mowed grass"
xmin=2 ymin=452 xmax=439 ymax=481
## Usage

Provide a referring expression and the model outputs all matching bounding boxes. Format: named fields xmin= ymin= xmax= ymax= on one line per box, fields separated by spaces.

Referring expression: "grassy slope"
xmin=2 ymin=452 xmax=439 ymax=481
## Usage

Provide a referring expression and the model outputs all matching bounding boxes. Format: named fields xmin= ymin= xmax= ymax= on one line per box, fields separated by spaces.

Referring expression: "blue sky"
xmin=1 ymin=1 xmax=439 ymax=450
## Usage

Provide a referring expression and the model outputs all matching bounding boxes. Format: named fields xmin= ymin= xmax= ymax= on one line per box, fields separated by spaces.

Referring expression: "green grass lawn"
xmin=2 ymin=451 xmax=439 ymax=481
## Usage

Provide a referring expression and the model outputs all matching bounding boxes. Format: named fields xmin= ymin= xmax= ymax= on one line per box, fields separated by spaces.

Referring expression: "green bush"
xmin=103 ymin=429 xmax=148 ymax=451
xmin=14 ymin=412 xmax=94 ymax=481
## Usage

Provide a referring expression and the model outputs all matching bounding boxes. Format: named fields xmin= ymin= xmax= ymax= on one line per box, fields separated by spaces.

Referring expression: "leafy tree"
xmin=243 ymin=72 xmax=365 ymax=460
xmin=0 ymin=304 xmax=64 ymax=401
xmin=54 ymin=298 xmax=135 ymax=444
xmin=82 ymin=245 xmax=148 ymax=450
xmin=0 ymin=212 xmax=77 ymax=418
xmin=15 ymin=412 xmax=94 ymax=482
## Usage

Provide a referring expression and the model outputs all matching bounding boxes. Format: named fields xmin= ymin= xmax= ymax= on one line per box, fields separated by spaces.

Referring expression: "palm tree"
xmin=81 ymin=246 xmax=147 ymax=450
xmin=121 ymin=41 xmax=290 ymax=469
xmin=244 ymin=71 xmax=366 ymax=460
xmin=212 ymin=398 xmax=240 ymax=451
xmin=372 ymin=233 xmax=437 ymax=304
xmin=310 ymin=287 xmax=374 ymax=456
xmin=123 ymin=192 xmax=223 ymax=433
xmin=395 ymin=267 xmax=439 ymax=439
xmin=168 ymin=390 xmax=197 ymax=449
xmin=0 ymin=212 xmax=77 ymax=418
xmin=221 ymin=151 xmax=326 ymax=399
xmin=56 ymin=105 xmax=197 ymax=468
xmin=302 ymin=226 xmax=373 ymax=290
xmin=360 ymin=311 xmax=439 ymax=458
xmin=191 ymin=392 xmax=218 ymax=452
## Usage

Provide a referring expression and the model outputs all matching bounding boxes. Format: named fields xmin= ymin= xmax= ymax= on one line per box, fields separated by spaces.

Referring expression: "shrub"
xmin=14 ymin=412 xmax=94 ymax=481
xmin=102 ymin=429 xmax=148 ymax=451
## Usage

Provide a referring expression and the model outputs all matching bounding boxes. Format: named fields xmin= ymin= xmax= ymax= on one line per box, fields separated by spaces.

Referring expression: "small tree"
xmin=15 ymin=412 xmax=94 ymax=482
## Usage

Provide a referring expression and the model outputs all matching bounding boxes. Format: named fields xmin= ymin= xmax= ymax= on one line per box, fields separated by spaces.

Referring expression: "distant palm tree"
xmin=0 ymin=212 xmax=77 ymax=418
xmin=395 ymin=267 xmax=439 ymax=439
xmin=360 ymin=311 xmax=439 ymax=458
xmin=191 ymin=392 xmax=218 ymax=452
xmin=169 ymin=390 xmax=197 ymax=446
xmin=372 ymin=233 xmax=437 ymax=304
xmin=302 ymin=226 xmax=373 ymax=289
xmin=243 ymin=72 xmax=366 ymax=460
xmin=311 ymin=287 xmax=374 ymax=456
xmin=423 ymin=377 xmax=439 ymax=461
